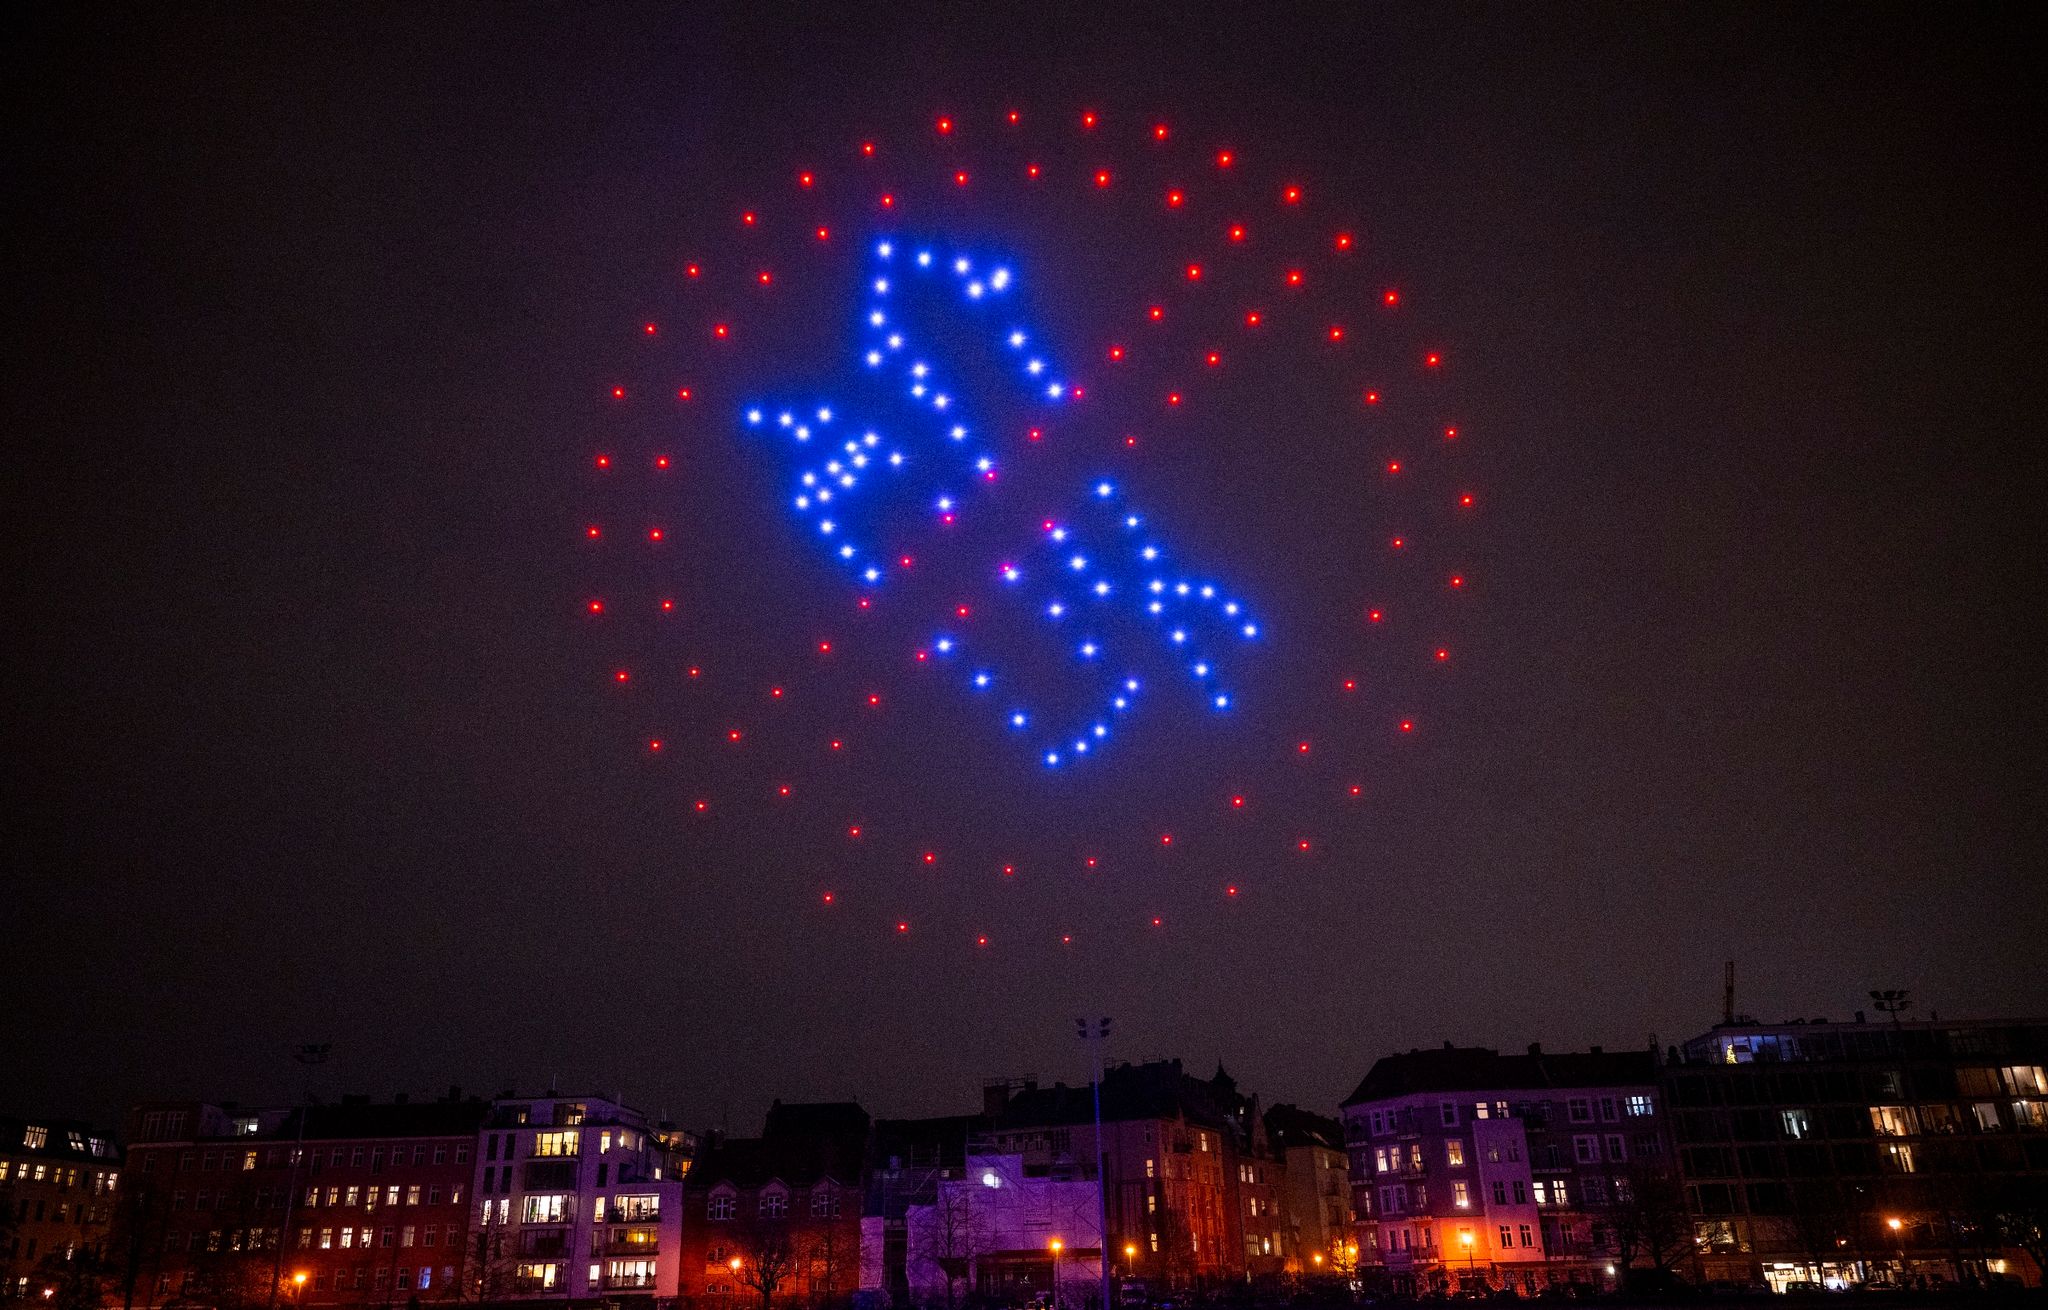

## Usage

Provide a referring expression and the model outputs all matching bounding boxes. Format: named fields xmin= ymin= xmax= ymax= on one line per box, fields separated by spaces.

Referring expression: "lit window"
xmin=534 ymin=1131 xmax=580 ymax=1157
xmin=1445 ymin=1141 xmax=1465 ymax=1167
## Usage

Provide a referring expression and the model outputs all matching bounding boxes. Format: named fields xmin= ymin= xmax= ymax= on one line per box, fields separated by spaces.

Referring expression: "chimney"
xmin=1855 ymin=1011 xmax=1867 ymax=1024
xmin=982 ymin=1083 xmax=1011 ymax=1119
xmin=393 ymin=1092 xmax=409 ymax=1105
xmin=1590 ymin=1045 xmax=1603 ymax=1055
xmin=1527 ymin=1042 xmax=1543 ymax=1056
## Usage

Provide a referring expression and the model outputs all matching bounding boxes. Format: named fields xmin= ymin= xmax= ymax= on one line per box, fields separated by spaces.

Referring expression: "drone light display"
xmin=582 ymin=105 xmax=1481 ymax=949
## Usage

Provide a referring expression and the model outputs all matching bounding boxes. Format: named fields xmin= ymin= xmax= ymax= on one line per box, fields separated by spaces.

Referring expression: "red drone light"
xmin=741 ymin=211 xmax=755 ymax=226
xmin=594 ymin=453 xmax=611 ymax=469
xmin=584 ymin=524 xmax=601 ymax=539
xmin=848 ymin=825 xmax=862 ymax=838
xmin=1002 ymin=864 xmax=1015 ymax=876
xmin=1328 ymin=325 xmax=1345 ymax=341
xmin=611 ymin=386 xmax=624 ymax=398
xmin=1460 ymin=493 xmax=1474 ymax=507
xmin=1108 ymin=345 xmax=1125 ymax=361
xmin=976 ymin=935 xmax=988 ymax=947
xmin=1081 ymin=111 xmax=1097 ymax=129
xmin=1185 ymin=263 xmax=1202 ymax=280
xmin=726 ymin=728 xmax=742 ymax=742
xmin=1390 ymin=536 xmax=1404 ymax=550
xmin=1445 ymin=426 xmax=1460 ymax=440
xmin=713 ymin=323 xmax=729 ymax=339
xmin=936 ymin=116 xmax=953 ymax=134
xmin=1297 ymin=740 xmax=1311 ymax=754
xmin=816 ymin=226 xmax=830 ymax=241
xmin=676 ymin=387 xmax=692 ymax=400
xmin=693 ymin=799 xmax=707 ymax=812
xmin=1227 ymin=885 xmax=1239 ymax=897
xmin=1095 ymin=170 xmax=1112 ymax=188
xmin=1166 ymin=392 xmax=1182 ymax=407
xmin=587 ymin=599 xmax=604 ymax=614
xmin=1245 ymin=310 xmax=1262 ymax=326
xmin=1426 ymin=352 xmax=1441 ymax=367
xmin=798 ymin=171 xmax=813 ymax=188
xmin=880 ymin=193 xmax=895 ymax=208
xmin=1026 ymin=164 xmax=1040 ymax=179
xmin=1153 ymin=123 xmax=1169 ymax=140
xmin=1343 ymin=678 xmax=1357 ymax=691
xmin=1387 ymin=461 xmax=1402 ymax=475
xmin=1364 ymin=390 xmax=1380 ymax=405
xmin=688 ymin=666 xmax=701 ymax=678
xmin=1449 ymin=574 xmax=1465 ymax=588
xmin=1085 ymin=856 xmax=1098 ymax=869
xmin=659 ymin=599 xmax=673 ymax=612
xmin=647 ymin=527 xmax=664 ymax=541
xmin=1229 ymin=224 xmax=1245 ymax=242
xmin=817 ymin=640 xmax=832 ymax=653
xmin=923 ymin=851 xmax=937 ymax=865
xmin=757 ymin=270 xmax=772 ymax=284
xmin=860 ymin=141 xmax=875 ymax=156
xmin=778 ymin=784 xmax=791 ymax=797
xmin=685 ymin=263 xmax=700 ymax=278
xmin=1007 ymin=109 xmax=1020 ymax=124
xmin=1350 ymin=784 xmax=1363 ymax=796
xmin=642 ymin=323 xmax=656 ymax=335
xmin=1435 ymin=648 xmax=1450 ymax=662
xmin=1231 ymin=795 xmax=1245 ymax=808
xmin=647 ymin=739 xmax=662 ymax=752
xmin=1217 ymin=150 xmax=1234 ymax=168
xmin=1297 ymin=839 xmax=1312 ymax=852
xmin=954 ymin=170 xmax=969 ymax=187
xmin=1283 ymin=185 xmax=1301 ymax=204
xmin=821 ymin=891 xmax=833 ymax=903
xmin=1285 ymin=269 xmax=1303 ymax=286
xmin=1383 ymin=289 xmax=1400 ymax=305
xmin=654 ymin=455 xmax=670 ymax=469
xmin=1335 ymin=232 xmax=1354 ymax=250
xmin=1148 ymin=305 xmax=1164 ymax=320
xmin=613 ymin=669 xmax=629 ymax=683
xmin=770 ymin=687 xmax=783 ymax=698
xmin=1205 ymin=351 xmax=1220 ymax=367
xmin=1160 ymin=833 xmax=1173 ymax=846
xmin=897 ymin=921 xmax=909 ymax=934
xmin=1400 ymin=719 xmax=1415 ymax=733
xmin=1166 ymin=189 xmax=1184 ymax=208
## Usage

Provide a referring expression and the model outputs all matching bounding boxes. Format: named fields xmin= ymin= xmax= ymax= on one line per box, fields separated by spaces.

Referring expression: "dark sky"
xmin=5 ymin=2 xmax=2044 ymax=1134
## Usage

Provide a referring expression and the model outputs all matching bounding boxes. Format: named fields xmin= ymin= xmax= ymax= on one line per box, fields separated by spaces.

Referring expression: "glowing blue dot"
xmin=935 ymin=638 xmax=953 ymax=653
xmin=746 ymin=408 xmax=763 ymax=425
xmin=954 ymin=257 xmax=970 ymax=274
xmin=1047 ymin=603 xmax=1065 ymax=618
xmin=936 ymin=496 xmax=954 ymax=511
xmin=1213 ymin=694 xmax=1230 ymax=709
xmin=991 ymin=269 xmax=1010 ymax=290
xmin=975 ymin=457 xmax=993 ymax=473
xmin=1026 ymin=359 xmax=1044 ymax=375
xmin=869 ymin=310 xmax=886 ymax=326
xmin=917 ymin=251 xmax=932 ymax=267
xmin=1093 ymin=581 xmax=1111 ymax=596
xmin=1073 ymin=741 xmax=1088 ymax=754
xmin=1193 ymin=662 xmax=1209 ymax=677
xmin=950 ymin=425 xmax=967 ymax=440
xmin=1125 ymin=679 xmax=1140 ymax=692
xmin=1148 ymin=580 xmax=1165 ymax=593
xmin=1200 ymin=585 xmax=1215 ymax=599
xmin=1142 ymin=547 xmax=1159 ymax=561
xmin=1050 ymin=527 xmax=1068 ymax=542
xmin=1080 ymin=642 xmax=1098 ymax=658
xmin=1069 ymin=555 xmax=1087 ymax=571
xmin=1047 ymin=382 xmax=1064 ymax=399
xmin=874 ymin=278 xmax=890 ymax=294
xmin=1148 ymin=601 xmax=1163 ymax=614
xmin=1008 ymin=331 xmax=1026 ymax=348
xmin=863 ymin=432 xmax=879 ymax=446
xmin=934 ymin=394 xmax=950 ymax=410
xmin=1045 ymin=751 xmax=1060 ymax=767
xmin=1112 ymin=697 xmax=1128 ymax=709
xmin=794 ymin=496 xmax=809 ymax=509
xmin=888 ymin=452 xmax=904 ymax=466
xmin=973 ymin=673 xmax=991 ymax=689
xmin=866 ymin=351 xmax=883 ymax=366
xmin=1096 ymin=482 xmax=1114 ymax=497
xmin=1125 ymin=515 xmax=1140 ymax=528
xmin=887 ymin=334 xmax=903 ymax=349
xmin=864 ymin=568 xmax=880 ymax=582
xmin=778 ymin=412 xmax=794 ymax=427
xmin=819 ymin=520 xmax=835 ymax=534
xmin=1001 ymin=566 xmax=1020 ymax=582
xmin=1223 ymin=602 xmax=1239 ymax=616
xmin=1093 ymin=724 xmax=1107 ymax=738
xmin=966 ymin=282 xmax=984 ymax=298
xmin=840 ymin=545 xmax=855 ymax=559
xmin=1011 ymin=712 xmax=1027 ymax=728
xmin=877 ymin=241 xmax=893 ymax=258
xmin=1175 ymin=583 xmax=1190 ymax=596
xmin=1242 ymin=623 xmax=1258 ymax=638
xmin=1171 ymin=629 xmax=1186 ymax=643
xmin=910 ymin=384 xmax=926 ymax=397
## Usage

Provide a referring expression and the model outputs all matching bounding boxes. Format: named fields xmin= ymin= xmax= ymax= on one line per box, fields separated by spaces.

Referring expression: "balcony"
xmin=599 ymin=1237 xmax=661 ymax=1256
xmin=605 ymin=1274 xmax=660 ymax=1290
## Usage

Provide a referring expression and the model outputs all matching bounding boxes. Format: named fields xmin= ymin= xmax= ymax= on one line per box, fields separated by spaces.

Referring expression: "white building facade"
xmin=901 ymin=1152 xmax=1104 ymax=1308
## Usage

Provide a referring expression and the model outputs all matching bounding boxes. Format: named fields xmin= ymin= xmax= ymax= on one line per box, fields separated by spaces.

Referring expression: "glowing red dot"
xmin=647 ymin=739 xmax=662 ymax=752
xmin=1364 ymin=390 xmax=1380 ymax=405
xmin=821 ymin=891 xmax=833 ymax=902
xmin=693 ymin=799 xmax=706 ymax=812
xmin=654 ymin=455 xmax=670 ymax=469
xmin=955 ymin=604 xmax=971 ymax=617
xmin=1460 ymin=493 xmax=1474 ymax=507
xmin=726 ymin=728 xmax=741 ymax=742
xmin=1095 ymin=170 xmax=1112 ymax=188
xmin=1007 ymin=109 xmax=1020 ymax=124
xmin=611 ymin=386 xmax=624 ymax=399
xmin=1426 ymin=352 xmax=1441 ymax=367
xmin=976 ymin=935 xmax=988 ymax=947
xmin=1003 ymin=864 xmax=1015 ymax=877
xmin=1227 ymin=885 xmax=1239 ymax=897
xmin=1148 ymin=305 xmax=1164 ymax=321
xmin=1445 ymin=426 xmax=1460 ymax=440
xmin=899 ymin=554 xmax=913 ymax=568
xmin=778 ymin=785 xmax=790 ymax=797
xmin=1343 ymin=678 xmax=1357 ymax=692
xmin=880 ymin=193 xmax=895 ymax=208
xmin=1081 ymin=111 xmax=1097 ymax=129
xmin=1166 ymin=189 xmax=1184 ymax=208
xmin=647 ymin=527 xmax=663 ymax=542
xmin=936 ymin=116 xmax=953 ymax=134
xmin=1205 ymin=352 xmax=1220 ymax=367
xmin=1350 ymin=784 xmax=1363 ymax=796
xmin=757 ymin=270 xmax=772 ymax=285
xmin=897 ymin=921 xmax=909 ymax=934
xmin=798 ymin=171 xmax=814 ymax=188
xmin=1160 ymin=833 xmax=1173 ymax=846
xmin=923 ymin=851 xmax=936 ymax=865
xmin=659 ymin=599 xmax=673 ymax=612
xmin=1297 ymin=741 xmax=1311 ymax=754
xmin=1285 ymin=269 xmax=1303 ymax=286
xmin=770 ymin=687 xmax=783 ymax=699
xmin=848 ymin=825 xmax=861 ymax=838
xmin=818 ymin=640 xmax=832 ymax=653
xmin=1335 ymin=232 xmax=1354 ymax=250
xmin=857 ymin=597 xmax=871 ymax=608
xmin=1229 ymin=225 xmax=1245 ymax=242
xmin=642 ymin=323 xmax=656 ymax=335
xmin=1387 ymin=461 xmax=1402 ymax=475
xmin=688 ymin=667 xmax=701 ymax=678
xmin=613 ymin=669 xmax=629 ymax=684
xmin=1383 ymin=289 xmax=1400 ymax=305
xmin=1390 ymin=536 xmax=1404 ymax=550
xmin=713 ymin=323 xmax=729 ymax=339
xmin=1400 ymin=719 xmax=1415 ymax=733
xmin=587 ymin=599 xmax=604 ymax=614
xmin=861 ymin=141 xmax=875 ymax=157
xmin=1167 ymin=392 xmax=1182 ymax=407
xmin=1108 ymin=346 xmax=1124 ymax=361
xmin=1151 ymin=917 xmax=1163 ymax=927
xmin=1125 ymin=434 xmax=1137 ymax=447
xmin=868 ymin=693 xmax=880 ymax=707
xmin=594 ymin=453 xmax=611 ymax=469
xmin=1153 ymin=123 xmax=1169 ymax=140
xmin=1029 ymin=427 xmax=1044 ymax=442
xmin=1435 ymin=648 xmax=1450 ymax=662
xmin=1061 ymin=934 xmax=1072 ymax=945
xmin=1245 ymin=310 xmax=1262 ymax=327
xmin=1085 ymin=856 xmax=1098 ymax=869
xmin=1231 ymin=795 xmax=1245 ymax=808
xmin=1449 ymin=574 xmax=1465 ymax=588
xmin=954 ymin=170 xmax=969 ymax=187
xmin=741 ymin=212 xmax=755 ymax=226
xmin=1329 ymin=325 xmax=1345 ymax=342
xmin=1298 ymin=839 xmax=1312 ymax=852
xmin=1185 ymin=263 xmax=1204 ymax=282
xmin=676 ymin=387 xmax=693 ymax=401
xmin=1217 ymin=150 xmax=1234 ymax=168
xmin=1283 ymin=185 xmax=1301 ymax=204
xmin=685 ymin=263 xmax=700 ymax=278
xmin=1026 ymin=164 xmax=1040 ymax=179
xmin=816 ymin=226 xmax=830 ymax=241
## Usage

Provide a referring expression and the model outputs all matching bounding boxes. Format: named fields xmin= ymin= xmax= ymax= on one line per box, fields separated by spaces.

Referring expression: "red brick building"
xmin=679 ymin=1103 xmax=869 ymax=1310
xmin=0 ymin=1114 xmax=122 ymax=1301
xmin=120 ymin=1094 xmax=486 ymax=1308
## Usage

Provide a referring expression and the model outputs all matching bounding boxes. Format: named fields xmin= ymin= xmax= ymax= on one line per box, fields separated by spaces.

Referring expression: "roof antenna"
xmin=1723 ymin=960 xmax=1736 ymax=1026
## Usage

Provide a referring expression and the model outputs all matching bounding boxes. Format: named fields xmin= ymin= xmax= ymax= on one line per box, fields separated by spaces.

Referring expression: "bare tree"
xmin=1605 ymin=1166 xmax=1689 ymax=1276
xmin=460 ymin=1228 xmax=517 ymax=1303
xmin=799 ymin=1224 xmax=853 ymax=1309
xmin=911 ymin=1188 xmax=987 ymax=1310
xmin=731 ymin=1220 xmax=799 ymax=1310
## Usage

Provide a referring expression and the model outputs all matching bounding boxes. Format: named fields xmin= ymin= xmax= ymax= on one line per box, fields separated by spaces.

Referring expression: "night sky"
xmin=6 ymin=3 xmax=2044 ymax=1133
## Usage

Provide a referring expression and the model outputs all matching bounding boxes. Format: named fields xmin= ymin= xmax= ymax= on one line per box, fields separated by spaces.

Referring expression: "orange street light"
xmin=729 ymin=1257 xmax=743 ymax=1271
xmin=1887 ymin=1218 xmax=1903 ymax=1231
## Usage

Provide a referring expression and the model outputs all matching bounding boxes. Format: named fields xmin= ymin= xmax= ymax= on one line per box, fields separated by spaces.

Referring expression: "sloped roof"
xmin=1263 ymin=1104 xmax=1343 ymax=1152
xmin=1341 ymin=1046 xmax=1655 ymax=1107
xmin=995 ymin=1059 xmax=1232 ymax=1134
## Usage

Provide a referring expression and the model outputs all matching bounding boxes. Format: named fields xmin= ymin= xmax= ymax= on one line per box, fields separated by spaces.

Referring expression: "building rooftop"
xmin=1341 ymin=1044 xmax=1656 ymax=1106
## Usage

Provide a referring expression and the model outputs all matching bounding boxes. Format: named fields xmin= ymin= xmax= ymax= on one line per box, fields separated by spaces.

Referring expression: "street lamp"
xmin=1887 ymin=1217 xmax=1905 ymax=1280
xmin=1049 ymin=1238 xmax=1064 ymax=1310
xmin=1124 ymin=1243 xmax=1138 ymax=1280
xmin=1459 ymin=1229 xmax=1476 ymax=1286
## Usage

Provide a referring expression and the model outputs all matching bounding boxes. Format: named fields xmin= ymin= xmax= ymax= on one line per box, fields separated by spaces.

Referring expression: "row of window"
xmin=0 ymin=1160 xmax=119 ymax=1193
xmin=152 ymin=1141 xmax=471 ymax=1174
xmin=704 ymin=1188 xmax=841 ymax=1220
xmin=298 ymin=1222 xmax=456 ymax=1250
xmin=1360 ymin=1095 xmax=1657 ymax=1138
xmin=16 ymin=1126 xmax=113 ymax=1157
